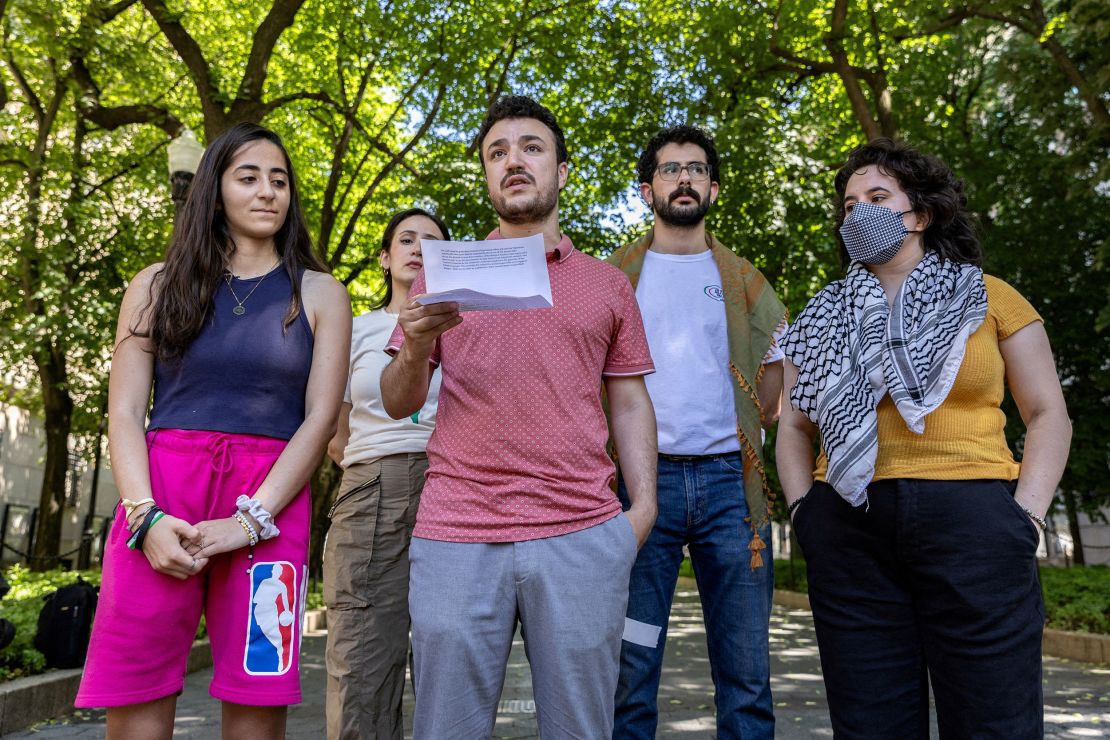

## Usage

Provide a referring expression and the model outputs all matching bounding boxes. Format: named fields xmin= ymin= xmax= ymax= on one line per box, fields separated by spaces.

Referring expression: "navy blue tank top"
xmin=148 ymin=266 xmax=314 ymax=440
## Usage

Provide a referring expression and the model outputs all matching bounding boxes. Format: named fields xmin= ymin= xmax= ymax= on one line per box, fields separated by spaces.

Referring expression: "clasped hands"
xmin=133 ymin=510 xmax=259 ymax=581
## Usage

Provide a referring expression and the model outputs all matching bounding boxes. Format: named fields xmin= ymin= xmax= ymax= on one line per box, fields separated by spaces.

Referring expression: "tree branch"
xmin=232 ymin=0 xmax=308 ymax=115
xmin=465 ymin=32 xmax=525 ymax=156
xmin=140 ymin=0 xmax=226 ymax=135
xmin=370 ymin=58 xmax=437 ymax=144
xmin=342 ymin=254 xmax=372 ymax=285
xmin=82 ymin=138 xmax=169 ymax=198
xmin=1041 ymin=35 xmax=1110 ymax=134
xmin=768 ymin=0 xmax=836 ymax=75
xmin=823 ymin=0 xmax=883 ymax=140
xmin=331 ymin=83 xmax=445 ymax=268
xmin=6 ymin=55 xmax=44 ymax=123
xmin=86 ymin=103 xmax=183 ymax=135
xmin=867 ymin=3 xmax=896 ymax=137
xmin=70 ymin=55 xmax=182 ymax=135
xmin=894 ymin=2 xmax=1108 ymax=139
xmin=259 ymin=89 xmax=339 ymax=117
xmin=103 ymin=0 xmax=141 ymax=22
xmin=318 ymin=64 xmax=376 ymax=256
xmin=755 ymin=61 xmax=827 ymax=79
xmin=891 ymin=8 xmax=974 ymax=41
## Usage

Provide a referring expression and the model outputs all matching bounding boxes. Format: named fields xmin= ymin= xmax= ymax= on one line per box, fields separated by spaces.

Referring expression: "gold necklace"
xmin=224 ymin=260 xmax=280 ymax=316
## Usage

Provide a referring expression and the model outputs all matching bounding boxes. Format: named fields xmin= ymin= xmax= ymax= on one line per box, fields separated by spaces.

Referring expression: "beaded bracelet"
xmin=1016 ymin=502 xmax=1047 ymax=531
xmin=234 ymin=510 xmax=259 ymax=546
xmin=235 ymin=495 xmax=280 ymax=540
xmin=787 ymin=495 xmax=806 ymax=519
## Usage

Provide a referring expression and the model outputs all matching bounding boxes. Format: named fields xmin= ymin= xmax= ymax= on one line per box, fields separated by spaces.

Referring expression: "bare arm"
xmin=195 ymin=272 xmax=352 ymax=558
xmin=1001 ymin=322 xmax=1071 ymax=522
xmin=605 ymin=375 xmax=657 ymax=547
xmin=757 ymin=360 xmax=784 ymax=429
xmin=108 ymin=264 xmax=207 ymax=579
xmin=381 ymin=299 xmax=460 ymax=419
xmin=328 ymin=402 xmax=353 ymax=466
xmin=776 ymin=359 xmax=820 ymax=519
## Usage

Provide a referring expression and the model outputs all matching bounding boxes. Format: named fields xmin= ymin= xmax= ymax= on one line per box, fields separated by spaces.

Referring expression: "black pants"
xmin=793 ymin=479 xmax=1044 ymax=740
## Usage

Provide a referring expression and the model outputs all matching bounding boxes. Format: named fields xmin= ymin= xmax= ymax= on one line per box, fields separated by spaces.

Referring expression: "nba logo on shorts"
xmin=244 ymin=561 xmax=298 ymax=675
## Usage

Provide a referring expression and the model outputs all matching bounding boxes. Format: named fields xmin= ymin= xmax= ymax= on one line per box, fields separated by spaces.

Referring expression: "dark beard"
xmin=492 ymin=179 xmax=559 ymax=225
xmin=653 ymin=186 xmax=711 ymax=227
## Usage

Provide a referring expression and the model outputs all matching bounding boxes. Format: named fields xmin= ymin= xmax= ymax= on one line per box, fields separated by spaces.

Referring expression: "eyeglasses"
xmin=655 ymin=161 xmax=711 ymax=181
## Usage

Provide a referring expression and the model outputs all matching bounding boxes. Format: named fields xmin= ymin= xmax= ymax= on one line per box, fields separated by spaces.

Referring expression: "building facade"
xmin=0 ymin=403 xmax=119 ymax=569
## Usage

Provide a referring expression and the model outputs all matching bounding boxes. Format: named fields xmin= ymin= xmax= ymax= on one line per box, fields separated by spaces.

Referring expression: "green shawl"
xmin=608 ymin=229 xmax=787 ymax=569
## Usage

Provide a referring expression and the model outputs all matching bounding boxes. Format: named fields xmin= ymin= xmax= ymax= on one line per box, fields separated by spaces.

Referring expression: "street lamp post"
xmin=167 ymin=128 xmax=205 ymax=215
xmin=76 ymin=403 xmax=106 ymax=570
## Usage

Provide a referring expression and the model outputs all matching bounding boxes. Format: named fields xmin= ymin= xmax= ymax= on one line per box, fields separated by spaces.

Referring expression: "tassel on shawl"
xmin=749 ymin=531 xmax=766 ymax=570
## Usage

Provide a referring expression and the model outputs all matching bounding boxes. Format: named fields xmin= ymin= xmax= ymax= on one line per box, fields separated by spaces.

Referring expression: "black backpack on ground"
xmin=33 ymin=577 xmax=99 ymax=669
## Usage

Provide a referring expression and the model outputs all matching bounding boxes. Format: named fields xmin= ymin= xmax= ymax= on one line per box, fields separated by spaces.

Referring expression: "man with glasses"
xmin=608 ymin=125 xmax=787 ymax=739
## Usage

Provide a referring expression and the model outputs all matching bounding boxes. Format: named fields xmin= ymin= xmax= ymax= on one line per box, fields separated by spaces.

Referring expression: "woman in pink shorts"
xmin=76 ymin=123 xmax=351 ymax=738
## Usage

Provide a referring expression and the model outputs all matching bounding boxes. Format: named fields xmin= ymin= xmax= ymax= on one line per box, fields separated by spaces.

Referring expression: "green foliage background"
xmin=1 ymin=0 xmax=1107 ymax=563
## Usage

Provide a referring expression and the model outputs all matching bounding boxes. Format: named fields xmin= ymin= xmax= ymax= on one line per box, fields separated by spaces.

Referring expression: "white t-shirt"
xmin=636 ymin=249 xmax=784 ymax=456
xmin=341 ymin=309 xmax=439 ymax=468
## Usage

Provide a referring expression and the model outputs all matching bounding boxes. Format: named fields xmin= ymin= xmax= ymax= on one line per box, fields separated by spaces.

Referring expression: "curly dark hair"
xmin=833 ymin=138 xmax=981 ymax=266
xmin=474 ymin=95 xmax=568 ymax=165
xmin=373 ymin=207 xmax=450 ymax=311
xmin=636 ymin=124 xmax=721 ymax=187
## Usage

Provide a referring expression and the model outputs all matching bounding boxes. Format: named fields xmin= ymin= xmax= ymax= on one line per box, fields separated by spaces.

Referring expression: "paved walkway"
xmin=9 ymin=587 xmax=1110 ymax=738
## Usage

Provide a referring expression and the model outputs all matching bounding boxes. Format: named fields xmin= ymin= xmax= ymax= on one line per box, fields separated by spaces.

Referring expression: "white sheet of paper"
xmin=415 ymin=234 xmax=553 ymax=312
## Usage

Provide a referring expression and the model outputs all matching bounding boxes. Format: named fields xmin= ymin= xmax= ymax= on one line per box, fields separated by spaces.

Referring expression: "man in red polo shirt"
xmin=383 ymin=95 xmax=658 ymax=738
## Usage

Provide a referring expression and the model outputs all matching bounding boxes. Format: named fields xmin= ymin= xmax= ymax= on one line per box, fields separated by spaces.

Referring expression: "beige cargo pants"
xmin=323 ymin=453 xmax=428 ymax=740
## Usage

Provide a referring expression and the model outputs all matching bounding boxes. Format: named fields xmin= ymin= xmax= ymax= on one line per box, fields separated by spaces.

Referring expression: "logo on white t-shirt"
xmin=704 ymin=285 xmax=724 ymax=301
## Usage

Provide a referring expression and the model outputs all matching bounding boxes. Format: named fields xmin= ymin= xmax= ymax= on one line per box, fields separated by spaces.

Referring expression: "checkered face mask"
xmin=839 ymin=202 xmax=911 ymax=264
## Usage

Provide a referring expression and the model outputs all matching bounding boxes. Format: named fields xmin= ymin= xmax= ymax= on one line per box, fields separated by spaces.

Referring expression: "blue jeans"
xmin=614 ymin=453 xmax=774 ymax=739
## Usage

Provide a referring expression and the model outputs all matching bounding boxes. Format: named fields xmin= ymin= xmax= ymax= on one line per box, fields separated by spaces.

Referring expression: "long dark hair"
xmin=833 ymin=138 xmax=982 ymax=266
xmin=142 ymin=123 xmax=327 ymax=361
xmin=372 ymin=208 xmax=450 ymax=311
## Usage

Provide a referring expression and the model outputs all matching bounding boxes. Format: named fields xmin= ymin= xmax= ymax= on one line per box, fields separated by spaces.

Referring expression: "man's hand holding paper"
xmin=414 ymin=233 xmax=553 ymax=311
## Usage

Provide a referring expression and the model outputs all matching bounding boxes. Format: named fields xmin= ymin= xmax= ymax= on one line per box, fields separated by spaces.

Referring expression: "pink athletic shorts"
xmin=76 ymin=429 xmax=311 ymax=708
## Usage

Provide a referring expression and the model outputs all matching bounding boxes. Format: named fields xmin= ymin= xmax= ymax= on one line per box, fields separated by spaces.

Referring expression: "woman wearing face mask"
xmin=323 ymin=208 xmax=449 ymax=740
xmin=776 ymin=139 xmax=1070 ymax=738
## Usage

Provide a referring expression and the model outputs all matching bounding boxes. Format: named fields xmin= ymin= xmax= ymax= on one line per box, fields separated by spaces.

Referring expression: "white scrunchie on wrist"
xmin=235 ymin=495 xmax=281 ymax=540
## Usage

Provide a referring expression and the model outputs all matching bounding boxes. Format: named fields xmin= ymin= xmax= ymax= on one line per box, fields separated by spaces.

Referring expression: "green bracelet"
xmin=127 ymin=507 xmax=165 ymax=551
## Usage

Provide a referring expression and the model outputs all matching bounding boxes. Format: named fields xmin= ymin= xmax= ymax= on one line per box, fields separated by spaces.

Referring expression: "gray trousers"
xmin=323 ymin=454 xmax=428 ymax=740
xmin=408 ymin=513 xmax=639 ymax=739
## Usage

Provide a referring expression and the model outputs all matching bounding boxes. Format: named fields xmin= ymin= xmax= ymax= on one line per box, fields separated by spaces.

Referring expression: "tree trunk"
xmin=1062 ymin=488 xmax=1086 ymax=566
xmin=825 ymin=42 xmax=883 ymax=141
xmin=31 ymin=346 xmax=74 ymax=570
xmin=309 ymin=456 xmax=343 ymax=581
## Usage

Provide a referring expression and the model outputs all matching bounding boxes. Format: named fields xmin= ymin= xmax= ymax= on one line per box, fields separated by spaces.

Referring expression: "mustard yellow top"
xmin=814 ymin=275 xmax=1041 ymax=482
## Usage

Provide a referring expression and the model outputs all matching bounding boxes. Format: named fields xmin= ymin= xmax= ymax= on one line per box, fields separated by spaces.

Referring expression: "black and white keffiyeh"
xmin=782 ymin=252 xmax=987 ymax=506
